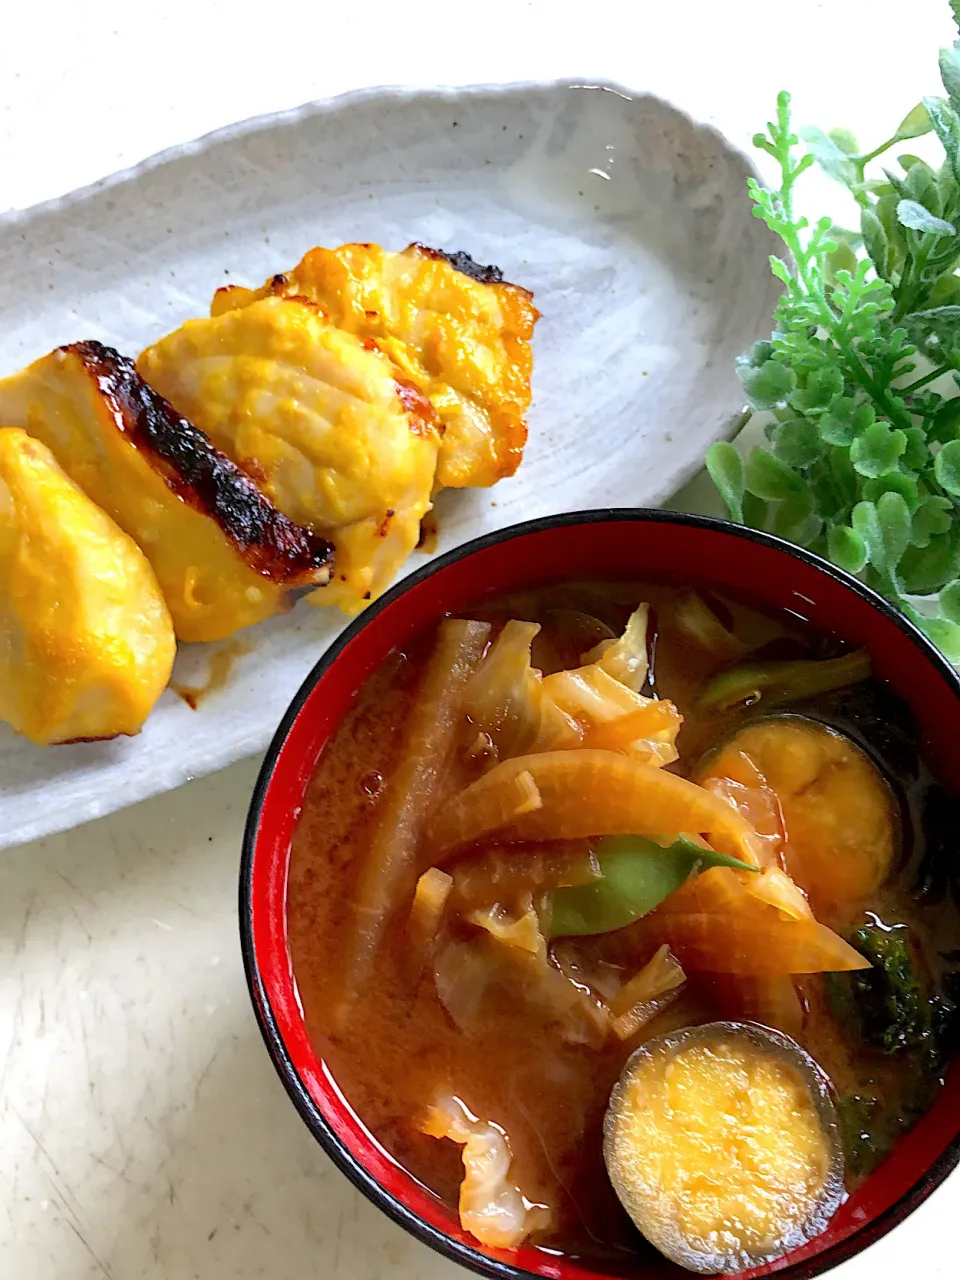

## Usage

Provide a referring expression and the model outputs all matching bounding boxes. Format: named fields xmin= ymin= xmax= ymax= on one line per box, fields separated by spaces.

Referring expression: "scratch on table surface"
xmin=65 ymin=1219 xmax=116 ymax=1280
xmin=194 ymin=1046 xmax=220 ymax=1099
xmin=80 ymin=1009 xmax=96 ymax=1108
xmin=0 ymin=987 xmax=25 ymax=1094
xmin=69 ymin=903 xmax=93 ymax=942
xmin=91 ymin=1152 xmax=125 ymax=1180
xmin=332 ymin=1214 xmax=343 ymax=1270
xmin=150 ymin=1222 xmax=162 ymax=1264
xmin=53 ymin=868 xmax=96 ymax=907
xmin=12 ymin=893 xmax=37 ymax=956
xmin=14 ymin=1108 xmax=88 ymax=1225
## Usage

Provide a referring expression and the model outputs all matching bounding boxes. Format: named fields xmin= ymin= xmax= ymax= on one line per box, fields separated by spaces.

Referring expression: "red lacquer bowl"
xmin=241 ymin=510 xmax=960 ymax=1280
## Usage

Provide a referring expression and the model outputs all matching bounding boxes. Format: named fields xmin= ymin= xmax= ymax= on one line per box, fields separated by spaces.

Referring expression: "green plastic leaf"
xmin=861 ymin=206 xmax=891 ymax=278
xmin=912 ymin=495 xmax=954 ymax=548
xmin=545 ymin=835 xmax=756 ymax=939
xmin=930 ymin=397 xmax=960 ymax=444
xmin=852 ymin=500 xmax=887 ymax=570
xmin=850 ymin=423 xmax=908 ymax=478
xmin=927 ymin=274 xmax=960 ymax=307
xmin=828 ymin=524 xmax=869 ymax=574
xmin=736 ymin=350 xmax=797 ymax=410
xmin=902 ymin=305 xmax=960 ymax=359
xmin=896 ymin=102 xmax=933 ymax=141
xmin=826 ymin=238 xmax=859 ymax=280
xmin=896 ymin=199 xmax=955 ymax=236
xmin=827 ymin=446 xmax=860 ymax=507
xmin=875 ymin=192 xmax=910 ymax=275
xmin=863 ymin=472 xmax=920 ymax=511
xmin=938 ymin=157 xmax=960 ymax=211
xmin=799 ymin=125 xmax=860 ymax=187
xmin=899 ymin=531 xmax=960 ymax=594
xmin=742 ymin=492 xmax=769 ymax=529
xmin=829 ymin=127 xmax=859 ymax=155
xmin=875 ymin=491 xmax=913 ymax=569
xmin=706 ymin=442 xmax=745 ymax=522
xmin=771 ymin=418 xmax=825 ymax=468
xmin=903 ymin=161 xmax=938 ymax=209
xmin=789 ymin=366 xmax=845 ymax=414
xmin=920 ymin=615 xmax=960 ymax=661
xmin=820 ymin=399 xmax=875 ymax=446
xmin=745 ymin=447 xmax=805 ymax=501
xmin=941 ymin=45 xmax=960 ymax=115
xmin=900 ymin=427 xmax=930 ymax=472
xmin=924 ymin=96 xmax=960 ymax=177
xmin=939 ymin=580 xmax=960 ymax=624
xmin=773 ymin=495 xmax=823 ymax=547
xmin=935 ymin=438 xmax=960 ymax=494
xmin=883 ymin=168 xmax=912 ymax=201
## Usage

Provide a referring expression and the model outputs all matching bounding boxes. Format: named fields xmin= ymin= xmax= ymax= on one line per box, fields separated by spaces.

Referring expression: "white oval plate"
xmin=0 ymin=81 xmax=779 ymax=849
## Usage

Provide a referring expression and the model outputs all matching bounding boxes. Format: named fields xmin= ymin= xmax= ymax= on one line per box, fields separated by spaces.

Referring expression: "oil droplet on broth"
xmin=360 ymin=770 xmax=384 ymax=798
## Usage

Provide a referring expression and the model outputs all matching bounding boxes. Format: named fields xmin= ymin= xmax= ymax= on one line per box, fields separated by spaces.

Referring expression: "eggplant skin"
xmin=0 ymin=343 xmax=334 ymax=642
xmin=0 ymin=428 xmax=176 ymax=745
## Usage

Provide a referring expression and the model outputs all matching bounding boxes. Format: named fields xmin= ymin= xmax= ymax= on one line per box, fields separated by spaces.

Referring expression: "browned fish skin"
xmin=69 ymin=341 xmax=334 ymax=585
xmin=409 ymin=243 xmax=507 ymax=285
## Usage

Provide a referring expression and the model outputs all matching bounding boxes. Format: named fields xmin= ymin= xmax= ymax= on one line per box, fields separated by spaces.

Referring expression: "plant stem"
xmin=855 ymin=135 xmax=900 ymax=169
xmin=894 ymin=236 xmax=937 ymax=321
xmin=899 ymin=363 xmax=954 ymax=393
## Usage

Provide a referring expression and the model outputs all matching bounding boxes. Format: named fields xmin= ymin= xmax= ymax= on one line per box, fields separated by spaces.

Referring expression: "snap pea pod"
xmin=697 ymin=650 xmax=871 ymax=714
xmin=544 ymin=835 xmax=756 ymax=939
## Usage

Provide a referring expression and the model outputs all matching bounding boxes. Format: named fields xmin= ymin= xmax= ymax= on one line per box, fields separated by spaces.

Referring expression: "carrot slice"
xmin=580 ymin=700 xmax=682 ymax=754
xmin=427 ymin=750 xmax=766 ymax=865
xmin=343 ymin=618 xmax=490 ymax=1003
xmin=642 ymin=911 xmax=869 ymax=974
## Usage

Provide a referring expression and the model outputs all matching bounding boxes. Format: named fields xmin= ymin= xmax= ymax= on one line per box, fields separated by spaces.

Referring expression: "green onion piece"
xmin=544 ymin=835 xmax=756 ymax=939
xmin=696 ymin=649 xmax=871 ymax=713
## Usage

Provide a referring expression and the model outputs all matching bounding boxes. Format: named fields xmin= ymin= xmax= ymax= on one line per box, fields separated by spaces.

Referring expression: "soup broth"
xmin=287 ymin=579 xmax=960 ymax=1273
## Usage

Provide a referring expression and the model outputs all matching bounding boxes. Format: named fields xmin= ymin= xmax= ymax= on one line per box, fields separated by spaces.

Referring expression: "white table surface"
xmin=1 ymin=1 xmax=957 ymax=1276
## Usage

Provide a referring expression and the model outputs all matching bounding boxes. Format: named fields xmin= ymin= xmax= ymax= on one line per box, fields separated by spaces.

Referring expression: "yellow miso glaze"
xmin=208 ymin=241 xmax=539 ymax=489
xmin=139 ymin=294 xmax=441 ymax=612
xmin=0 ymin=347 xmax=310 ymax=642
xmin=607 ymin=1035 xmax=836 ymax=1271
xmin=0 ymin=427 xmax=175 ymax=744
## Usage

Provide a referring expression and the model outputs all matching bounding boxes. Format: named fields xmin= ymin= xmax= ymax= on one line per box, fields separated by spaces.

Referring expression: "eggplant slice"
xmin=604 ymin=1021 xmax=845 ymax=1274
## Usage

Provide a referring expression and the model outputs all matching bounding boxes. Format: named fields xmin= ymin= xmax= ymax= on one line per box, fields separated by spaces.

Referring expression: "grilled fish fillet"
xmin=0 ymin=427 xmax=176 ymax=744
xmin=0 ymin=343 xmax=333 ymax=642
xmin=207 ymin=242 xmax=538 ymax=490
xmin=138 ymin=295 xmax=441 ymax=612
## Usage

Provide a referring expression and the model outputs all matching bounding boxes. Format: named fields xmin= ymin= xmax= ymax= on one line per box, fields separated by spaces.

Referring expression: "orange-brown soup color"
xmin=287 ymin=579 xmax=960 ymax=1271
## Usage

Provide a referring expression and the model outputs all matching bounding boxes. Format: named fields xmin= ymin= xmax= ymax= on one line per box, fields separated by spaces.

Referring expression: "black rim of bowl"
xmin=240 ymin=507 xmax=960 ymax=1280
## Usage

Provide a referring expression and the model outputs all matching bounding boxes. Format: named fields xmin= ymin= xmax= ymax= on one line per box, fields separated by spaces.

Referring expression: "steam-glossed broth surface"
xmin=286 ymin=579 xmax=960 ymax=1270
